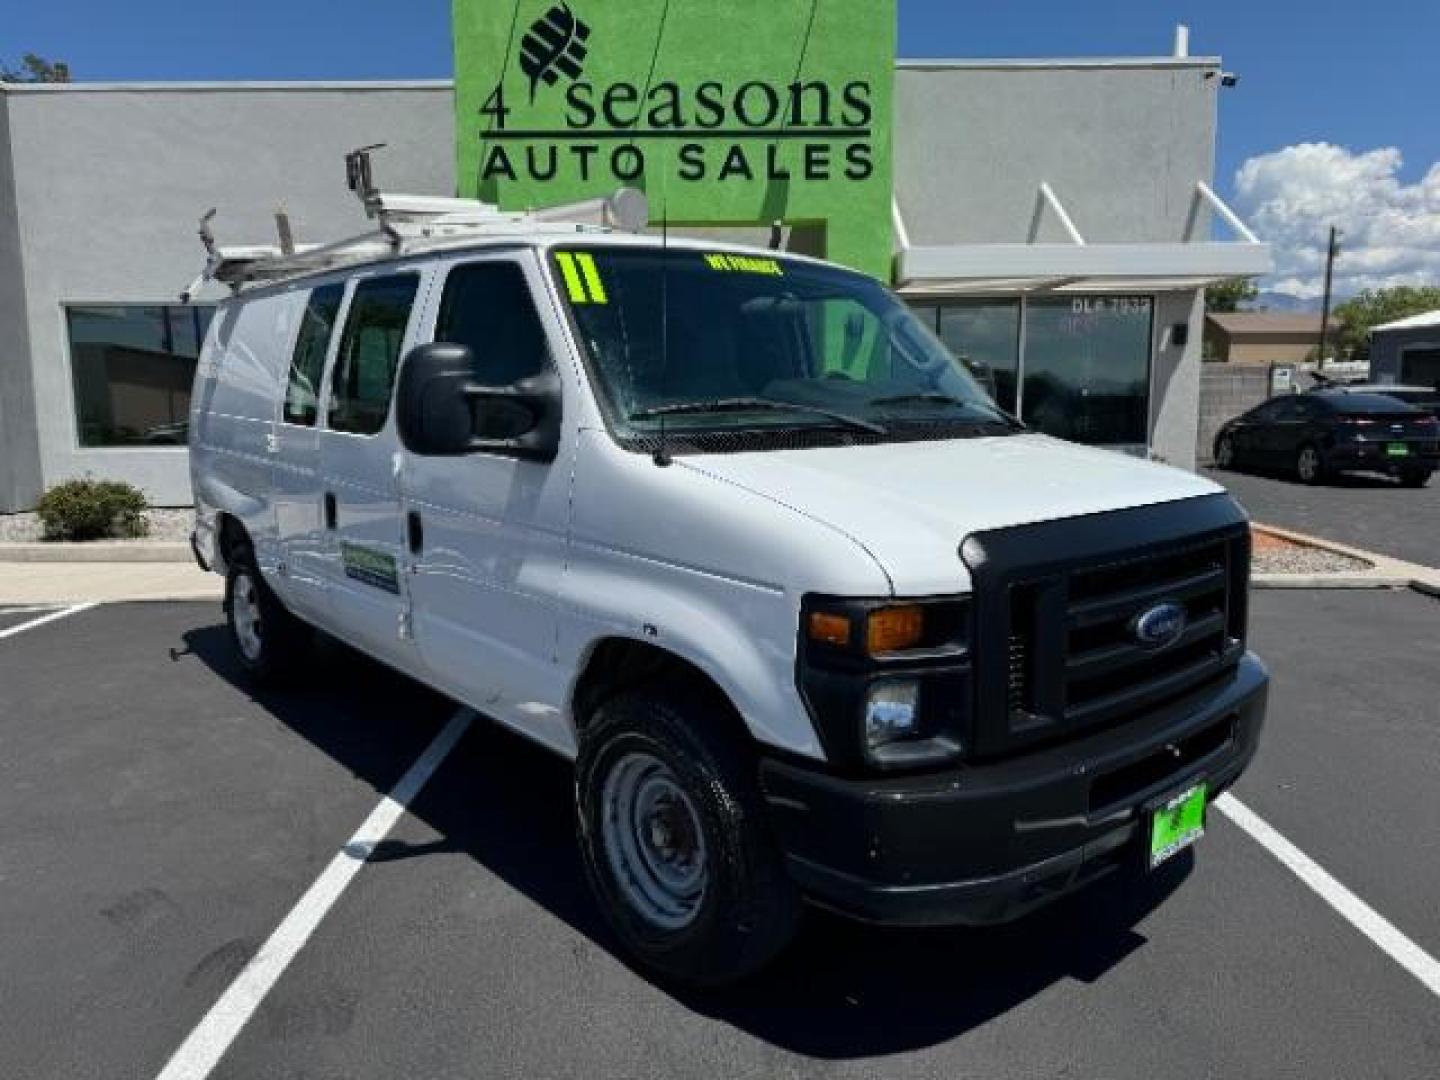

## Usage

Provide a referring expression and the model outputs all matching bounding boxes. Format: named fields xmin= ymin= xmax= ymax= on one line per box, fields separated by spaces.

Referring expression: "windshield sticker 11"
xmin=556 ymin=252 xmax=609 ymax=304
xmin=703 ymin=253 xmax=784 ymax=276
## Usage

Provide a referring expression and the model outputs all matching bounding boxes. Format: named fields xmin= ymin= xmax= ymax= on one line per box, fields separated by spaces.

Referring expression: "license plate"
xmin=1149 ymin=782 xmax=1207 ymax=869
xmin=1387 ymin=442 xmax=1410 ymax=457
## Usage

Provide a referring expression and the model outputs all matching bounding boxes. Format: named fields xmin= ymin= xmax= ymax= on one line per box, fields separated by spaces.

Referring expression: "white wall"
xmin=2 ymin=83 xmax=455 ymax=508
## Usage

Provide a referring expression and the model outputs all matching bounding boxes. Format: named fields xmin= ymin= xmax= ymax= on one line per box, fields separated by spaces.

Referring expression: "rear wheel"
xmin=1398 ymin=467 xmax=1432 ymax=488
xmin=224 ymin=547 xmax=309 ymax=685
xmin=576 ymin=687 xmax=800 ymax=986
xmin=1214 ymin=435 xmax=1235 ymax=469
xmin=1296 ymin=444 xmax=1327 ymax=485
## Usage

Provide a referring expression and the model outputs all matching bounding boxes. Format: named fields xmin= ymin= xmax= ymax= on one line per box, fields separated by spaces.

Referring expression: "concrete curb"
xmin=0 ymin=541 xmax=192 ymax=563
xmin=1251 ymin=523 xmax=1440 ymax=597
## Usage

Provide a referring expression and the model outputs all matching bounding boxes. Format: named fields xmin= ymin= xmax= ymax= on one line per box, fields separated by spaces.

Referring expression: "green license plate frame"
xmin=1386 ymin=442 xmax=1410 ymax=457
xmin=1148 ymin=781 xmax=1208 ymax=870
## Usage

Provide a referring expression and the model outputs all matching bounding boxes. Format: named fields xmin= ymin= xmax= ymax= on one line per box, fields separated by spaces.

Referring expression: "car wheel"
xmin=1398 ymin=467 xmax=1432 ymax=489
xmin=224 ymin=547 xmax=310 ymax=685
xmin=1296 ymin=444 xmax=1327 ymax=485
xmin=575 ymin=686 xmax=801 ymax=987
xmin=1215 ymin=435 xmax=1235 ymax=469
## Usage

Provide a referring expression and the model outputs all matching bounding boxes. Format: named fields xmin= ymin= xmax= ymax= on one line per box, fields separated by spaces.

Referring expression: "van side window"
xmin=328 ymin=273 xmax=420 ymax=436
xmin=435 ymin=262 xmax=550 ymax=385
xmin=283 ymin=284 xmax=344 ymax=426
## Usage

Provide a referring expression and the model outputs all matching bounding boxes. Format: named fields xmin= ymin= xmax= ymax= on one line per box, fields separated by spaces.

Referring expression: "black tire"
xmin=1399 ymin=467 xmax=1432 ymax=489
xmin=1214 ymin=435 xmax=1235 ymax=470
xmin=223 ymin=546 xmax=310 ymax=685
xmin=1295 ymin=443 xmax=1327 ymax=485
xmin=576 ymin=687 xmax=801 ymax=987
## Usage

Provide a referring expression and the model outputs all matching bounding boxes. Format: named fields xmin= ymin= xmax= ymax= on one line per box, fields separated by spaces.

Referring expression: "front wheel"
xmin=1296 ymin=444 xmax=1327 ymax=485
xmin=1399 ymin=467 xmax=1432 ymax=488
xmin=576 ymin=688 xmax=800 ymax=986
xmin=224 ymin=549 xmax=310 ymax=685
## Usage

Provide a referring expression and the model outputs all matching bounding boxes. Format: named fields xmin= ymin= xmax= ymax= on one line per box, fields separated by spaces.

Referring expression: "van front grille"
xmin=1060 ymin=537 xmax=1235 ymax=727
xmin=960 ymin=496 xmax=1251 ymax=759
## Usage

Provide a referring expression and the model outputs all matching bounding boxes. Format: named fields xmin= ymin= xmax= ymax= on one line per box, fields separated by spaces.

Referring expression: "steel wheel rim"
xmin=232 ymin=572 xmax=263 ymax=661
xmin=1299 ymin=447 xmax=1318 ymax=481
xmin=600 ymin=751 xmax=708 ymax=930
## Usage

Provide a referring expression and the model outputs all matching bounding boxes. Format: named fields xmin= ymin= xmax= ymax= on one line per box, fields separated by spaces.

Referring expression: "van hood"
xmin=676 ymin=434 xmax=1226 ymax=595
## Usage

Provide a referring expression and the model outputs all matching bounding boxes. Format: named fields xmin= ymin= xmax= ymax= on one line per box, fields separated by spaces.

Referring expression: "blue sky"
xmin=8 ymin=1 xmax=1440 ymax=296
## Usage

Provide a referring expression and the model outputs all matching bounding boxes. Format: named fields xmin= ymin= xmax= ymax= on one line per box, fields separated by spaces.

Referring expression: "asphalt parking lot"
xmin=2 ymin=594 xmax=1438 ymax=1079
xmin=1204 ymin=465 xmax=1440 ymax=566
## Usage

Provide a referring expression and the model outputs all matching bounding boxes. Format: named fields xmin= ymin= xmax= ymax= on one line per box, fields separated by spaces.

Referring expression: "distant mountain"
xmin=1250 ymin=291 xmax=1323 ymax=313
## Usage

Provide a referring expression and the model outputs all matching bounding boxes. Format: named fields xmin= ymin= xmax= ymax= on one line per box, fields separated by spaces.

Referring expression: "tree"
xmin=1333 ymin=285 xmax=1440 ymax=363
xmin=1205 ymin=277 xmax=1258 ymax=313
xmin=0 ymin=53 xmax=71 ymax=83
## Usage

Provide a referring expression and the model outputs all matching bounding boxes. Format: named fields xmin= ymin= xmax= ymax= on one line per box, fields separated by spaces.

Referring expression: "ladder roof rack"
xmin=181 ymin=145 xmax=649 ymax=300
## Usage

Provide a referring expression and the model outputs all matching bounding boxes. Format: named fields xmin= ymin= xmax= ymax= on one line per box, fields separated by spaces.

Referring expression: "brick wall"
xmin=1197 ymin=365 xmax=1271 ymax=464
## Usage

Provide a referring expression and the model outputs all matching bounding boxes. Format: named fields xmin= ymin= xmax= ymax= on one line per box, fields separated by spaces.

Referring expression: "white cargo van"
xmin=189 ymin=186 xmax=1267 ymax=985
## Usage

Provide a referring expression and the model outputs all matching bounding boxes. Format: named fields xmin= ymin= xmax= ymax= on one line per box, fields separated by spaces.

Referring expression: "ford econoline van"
xmin=190 ymin=211 xmax=1267 ymax=985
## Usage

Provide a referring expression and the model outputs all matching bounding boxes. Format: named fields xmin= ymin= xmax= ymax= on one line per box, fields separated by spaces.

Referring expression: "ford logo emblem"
xmin=1133 ymin=602 xmax=1187 ymax=649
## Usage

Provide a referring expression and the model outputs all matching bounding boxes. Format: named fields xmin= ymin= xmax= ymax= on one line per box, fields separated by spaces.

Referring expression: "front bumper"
xmin=760 ymin=651 xmax=1268 ymax=927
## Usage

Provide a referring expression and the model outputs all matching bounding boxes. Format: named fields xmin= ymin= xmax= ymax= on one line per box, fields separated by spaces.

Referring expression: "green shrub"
xmin=35 ymin=479 xmax=150 ymax=542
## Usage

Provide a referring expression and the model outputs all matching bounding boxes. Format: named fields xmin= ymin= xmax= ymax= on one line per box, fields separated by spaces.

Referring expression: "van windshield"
xmin=550 ymin=247 xmax=1017 ymax=446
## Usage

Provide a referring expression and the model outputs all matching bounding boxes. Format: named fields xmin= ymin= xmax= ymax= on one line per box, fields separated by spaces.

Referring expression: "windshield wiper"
xmin=629 ymin=397 xmax=886 ymax=435
xmin=867 ymin=392 xmax=969 ymax=408
xmin=867 ymin=393 xmax=1024 ymax=430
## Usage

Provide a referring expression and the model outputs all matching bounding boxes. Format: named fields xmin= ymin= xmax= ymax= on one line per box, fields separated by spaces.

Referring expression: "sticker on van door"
xmin=340 ymin=542 xmax=401 ymax=595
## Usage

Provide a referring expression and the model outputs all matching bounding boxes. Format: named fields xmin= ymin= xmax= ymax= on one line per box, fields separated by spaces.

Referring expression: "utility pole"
xmin=1317 ymin=226 xmax=1339 ymax=369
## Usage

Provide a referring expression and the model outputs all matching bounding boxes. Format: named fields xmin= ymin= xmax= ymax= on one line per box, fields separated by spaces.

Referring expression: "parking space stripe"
xmin=153 ymin=706 xmax=475 ymax=1080
xmin=1216 ymin=793 xmax=1440 ymax=999
xmin=0 ymin=603 xmax=97 ymax=641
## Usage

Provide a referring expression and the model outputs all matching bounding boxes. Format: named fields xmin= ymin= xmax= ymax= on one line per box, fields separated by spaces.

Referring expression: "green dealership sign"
xmin=453 ymin=0 xmax=896 ymax=277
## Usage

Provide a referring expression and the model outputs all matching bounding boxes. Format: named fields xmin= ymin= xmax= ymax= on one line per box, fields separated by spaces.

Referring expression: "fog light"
xmin=864 ymin=680 xmax=921 ymax=751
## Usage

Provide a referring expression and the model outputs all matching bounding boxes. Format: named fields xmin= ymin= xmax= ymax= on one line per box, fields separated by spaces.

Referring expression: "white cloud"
xmin=1231 ymin=142 xmax=1440 ymax=300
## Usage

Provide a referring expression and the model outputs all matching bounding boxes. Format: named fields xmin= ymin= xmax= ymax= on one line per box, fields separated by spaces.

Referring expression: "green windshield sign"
xmin=453 ymin=0 xmax=896 ymax=278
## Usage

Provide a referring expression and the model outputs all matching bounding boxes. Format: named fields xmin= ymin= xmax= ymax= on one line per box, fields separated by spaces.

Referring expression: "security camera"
xmin=1220 ymin=72 xmax=1238 ymax=88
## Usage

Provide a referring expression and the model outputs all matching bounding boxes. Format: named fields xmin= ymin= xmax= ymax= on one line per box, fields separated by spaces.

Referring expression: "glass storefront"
xmin=910 ymin=295 xmax=1154 ymax=448
xmin=67 ymin=305 xmax=215 ymax=447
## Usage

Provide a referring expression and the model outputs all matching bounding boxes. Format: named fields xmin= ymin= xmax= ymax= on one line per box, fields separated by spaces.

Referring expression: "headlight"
xmin=798 ymin=595 xmax=971 ymax=772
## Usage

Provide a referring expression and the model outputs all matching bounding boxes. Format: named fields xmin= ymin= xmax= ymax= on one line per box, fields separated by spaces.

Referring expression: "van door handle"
xmin=407 ymin=510 xmax=424 ymax=555
xmin=323 ymin=492 xmax=337 ymax=531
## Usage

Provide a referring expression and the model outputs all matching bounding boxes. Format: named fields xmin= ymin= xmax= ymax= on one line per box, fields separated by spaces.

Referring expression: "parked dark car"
xmin=1373 ymin=387 xmax=1440 ymax=420
xmin=1307 ymin=381 xmax=1440 ymax=421
xmin=1214 ymin=390 xmax=1439 ymax=487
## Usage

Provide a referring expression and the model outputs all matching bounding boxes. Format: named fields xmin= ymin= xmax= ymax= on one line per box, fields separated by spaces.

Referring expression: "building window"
xmin=937 ymin=300 xmax=1021 ymax=415
xmin=1021 ymin=297 xmax=1152 ymax=446
xmin=909 ymin=295 xmax=1153 ymax=447
xmin=67 ymin=304 xmax=215 ymax=447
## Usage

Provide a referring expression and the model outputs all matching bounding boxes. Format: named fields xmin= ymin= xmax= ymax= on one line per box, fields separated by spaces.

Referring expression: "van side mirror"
xmin=396 ymin=342 xmax=561 ymax=461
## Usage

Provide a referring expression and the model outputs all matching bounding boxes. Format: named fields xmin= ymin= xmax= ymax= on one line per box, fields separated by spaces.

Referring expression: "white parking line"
xmin=0 ymin=603 xmax=97 ymax=641
xmin=1216 ymin=793 xmax=1440 ymax=999
xmin=0 ymin=604 xmax=69 ymax=616
xmin=153 ymin=706 xmax=474 ymax=1080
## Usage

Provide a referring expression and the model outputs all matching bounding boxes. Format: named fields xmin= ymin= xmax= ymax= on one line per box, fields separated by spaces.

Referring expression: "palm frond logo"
xmin=519 ymin=4 xmax=592 ymax=101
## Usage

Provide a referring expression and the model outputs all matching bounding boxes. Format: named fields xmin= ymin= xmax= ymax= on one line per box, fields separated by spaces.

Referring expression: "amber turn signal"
xmin=866 ymin=605 xmax=924 ymax=654
xmin=807 ymin=611 xmax=852 ymax=647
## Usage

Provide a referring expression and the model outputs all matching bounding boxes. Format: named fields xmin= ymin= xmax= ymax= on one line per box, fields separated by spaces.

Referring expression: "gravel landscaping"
xmin=1251 ymin=529 xmax=1372 ymax=576
xmin=0 ymin=509 xmax=193 ymax=544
